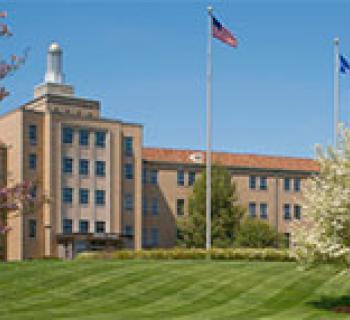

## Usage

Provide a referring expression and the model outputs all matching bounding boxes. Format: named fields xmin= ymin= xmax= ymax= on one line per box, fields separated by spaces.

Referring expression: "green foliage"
xmin=177 ymin=166 xmax=245 ymax=248
xmin=77 ymin=248 xmax=294 ymax=262
xmin=235 ymin=218 xmax=285 ymax=248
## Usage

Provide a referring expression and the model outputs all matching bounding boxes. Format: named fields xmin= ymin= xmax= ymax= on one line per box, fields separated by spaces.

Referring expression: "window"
xmin=124 ymin=163 xmax=134 ymax=180
xmin=63 ymin=219 xmax=73 ymax=234
xmin=260 ymin=177 xmax=268 ymax=190
xmin=248 ymin=202 xmax=256 ymax=218
xmin=142 ymin=167 xmax=147 ymax=184
xmin=260 ymin=203 xmax=268 ymax=219
xmin=79 ymin=188 xmax=89 ymax=205
xmin=176 ymin=199 xmax=185 ymax=216
xmin=151 ymin=198 xmax=159 ymax=215
xmin=79 ymin=220 xmax=89 ymax=233
xmin=150 ymin=170 xmax=158 ymax=185
xmin=29 ymin=219 xmax=36 ymax=238
xmin=249 ymin=176 xmax=256 ymax=189
xmin=124 ymin=137 xmax=133 ymax=156
xmin=176 ymin=228 xmax=184 ymax=241
xmin=30 ymin=185 xmax=37 ymax=199
xmin=79 ymin=159 xmax=89 ymax=176
xmin=284 ymin=204 xmax=291 ymax=220
xmin=62 ymin=127 xmax=73 ymax=144
xmin=95 ymin=131 xmax=106 ymax=148
xmin=284 ymin=178 xmax=290 ymax=191
xmin=95 ymin=161 xmax=106 ymax=177
xmin=142 ymin=228 xmax=148 ymax=247
xmin=151 ymin=228 xmax=160 ymax=246
xmin=124 ymin=193 xmax=133 ymax=211
xmin=177 ymin=170 xmax=185 ymax=186
xmin=124 ymin=225 xmax=133 ymax=236
xmin=294 ymin=178 xmax=301 ymax=192
xmin=95 ymin=190 xmax=106 ymax=206
xmin=29 ymin=153 xmax=37 ymax=170
xmin=188 ymin=171 xmax=196 ymax=186
xmin=62 ymin=157 xmax=73 ymax=174
xmin=29 ymin=125 xmax=37 ymax=145
xmin=62 ymin=187 xmax=73 ymax=204
xmin=79 ymin=129 xmax=89 ymax=146
xmin=294 ymin=205 xmax=301 ymax=220
xmin=142 ymin=198 xmax=147 ymax=215
xmin=95 ymin=221 xmax=105 ymax=233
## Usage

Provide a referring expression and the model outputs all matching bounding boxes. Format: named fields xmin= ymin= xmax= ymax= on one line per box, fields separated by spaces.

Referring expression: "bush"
xmin=77 ymin=248 xmax=294 ymax=262
xmin=235 ymin=218 xmax=285 ymax=248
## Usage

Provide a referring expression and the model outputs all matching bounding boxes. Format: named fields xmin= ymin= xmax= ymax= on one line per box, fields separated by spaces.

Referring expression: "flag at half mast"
xmin=212 ymin=15 xmax=237 ymax=48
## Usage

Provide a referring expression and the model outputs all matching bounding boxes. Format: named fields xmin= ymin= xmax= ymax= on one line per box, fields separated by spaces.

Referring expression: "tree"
xmin=0 ymin=10 xmax=28 ymax=101
xmin=291 ymin=126 xmax=350 ymax=267
xmin=235 ymin=218 xmax=284 ymax=248
xmin=177 ymin=166 xmax=245 ymax=248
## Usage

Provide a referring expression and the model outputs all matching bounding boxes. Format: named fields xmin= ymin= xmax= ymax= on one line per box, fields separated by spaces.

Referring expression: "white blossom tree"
xmin=291 ymin=125 xmax=350 ymax=267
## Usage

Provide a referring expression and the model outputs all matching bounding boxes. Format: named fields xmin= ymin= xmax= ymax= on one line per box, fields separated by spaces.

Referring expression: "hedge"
xmin=77 ymin=248 xmax=295 ymax=262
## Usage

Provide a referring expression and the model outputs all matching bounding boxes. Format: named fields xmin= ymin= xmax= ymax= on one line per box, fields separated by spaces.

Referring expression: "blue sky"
xmin=1 ymin=0 xmax=350 ymax=158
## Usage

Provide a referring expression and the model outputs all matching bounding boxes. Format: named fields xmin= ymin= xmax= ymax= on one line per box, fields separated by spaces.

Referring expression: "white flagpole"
xmin=334 ymin=37 xmax=340 ymax=148
xmin=206 ymin=6 xmax=213 ymax=251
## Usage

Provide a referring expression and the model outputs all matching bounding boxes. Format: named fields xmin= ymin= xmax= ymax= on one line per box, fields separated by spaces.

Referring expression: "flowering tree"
xmin=291 ymin=126 xmax=350 ymax=267
xmin=0 ymin=10 xmax=28 ymax=101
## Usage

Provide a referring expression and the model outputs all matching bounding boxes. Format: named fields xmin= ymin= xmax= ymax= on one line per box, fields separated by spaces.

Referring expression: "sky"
xmin=1 ymin=0 xmax=350 ymax=158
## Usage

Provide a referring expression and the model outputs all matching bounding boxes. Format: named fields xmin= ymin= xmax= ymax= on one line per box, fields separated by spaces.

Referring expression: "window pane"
xmin=29 ymin=153 xmax=37 ymax=170
xmin=294 ymin=178 xmax=301 ymax=192
xmin=62 ymin=188 xmax=73 ymax=203
xmin=124 ymin=193 xmax=133 ymax=211
xmin=79 ymin=159 xmax=89 ymax=176
xmin=125 ymin=225 xmax=133 ymax=236
xmin=29 ymin=125 xmax=37 ymax=145
xmin=260 ymin=203 xmax=268 ymax=219
xmin=124 ymin=137 xmax=133 ymax=156
xmin=188 ymin=171 xmax=196 ymax=186
xmin=248 ymin=202 xmax=256 ymax=217
xmin=95 ymin=161 xmax=106 ymax=177
xmin=63 ymin=219 xmax=73 ymax=234
xmin=29 ymin=219 xmax=36 ymax=238
xmin=124 ymin=163 xmax=134 ymax=180
xmin=284 ymin=204 xmax=291 ymax=220
xmin=249 ymin=176 xmax=256 ymax=189
xmin=95 ymin=221 xmax=105 ymax=233
xmin=79 ymin=129 xmax=89 ymax=146
xmin=260 ymin=177 xmax=268 ymax=190
xmin=150 ymin=170 xmax=158 ymax=185
xmin=151 ymin=228 xmax=159 ymax=246
xmin=95 ymin=131 xmax=106 ymax=148
xmin=284 ymin=178 xmax=290 ymax=191
xmin=177 ymin=199 xmax=185 ymax=216
xmin=152 ymin=198 xmax=158 ymax=215
xmin=294 ymin=205 xmax=301 ymax=220
xmin=62 ymin=127 xmax=73 ymax=144
xmin=95 ymin=190 xmax=105 ymax=206
xmin=79 ymin=188 xmax=89 ymax=204
xmin=79 ymin=220 xmax=89 ymax=233
xmin=142 ymin=167 xmax=147 ymax=184
xmin=63 ymin=157 xmax=73 ymax=174
xmin=177 ymin=170 xmax=185 ymax=186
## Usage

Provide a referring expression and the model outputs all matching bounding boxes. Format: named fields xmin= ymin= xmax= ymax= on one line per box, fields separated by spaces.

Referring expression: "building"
xmin=0 ymin=142 xmax=7 ymax=260
xmin=0 ymin=43 xmax=319 ymax=261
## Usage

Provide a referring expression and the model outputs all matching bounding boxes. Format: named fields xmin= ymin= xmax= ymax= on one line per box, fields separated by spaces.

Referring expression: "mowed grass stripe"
xmin=1 ymin=260 xmax=350 ymax=320
xmin=136 ymin=262 xmax=282 ymax=318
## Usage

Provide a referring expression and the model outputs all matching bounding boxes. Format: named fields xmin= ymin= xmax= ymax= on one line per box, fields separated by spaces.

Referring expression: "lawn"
xmin=1 ymin=260 xmax=350 ymax=320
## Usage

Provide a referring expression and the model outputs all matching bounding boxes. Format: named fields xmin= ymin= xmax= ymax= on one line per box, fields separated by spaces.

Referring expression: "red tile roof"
xmin=142 ymin=147 xmax=320 ymax=172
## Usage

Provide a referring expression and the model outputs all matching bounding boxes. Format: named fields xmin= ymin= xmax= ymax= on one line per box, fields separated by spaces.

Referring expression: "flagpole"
xmin=334 ymin=37 xmax=340 ymax=148
xmin=206 ymin=6 xmax=213 ymax=251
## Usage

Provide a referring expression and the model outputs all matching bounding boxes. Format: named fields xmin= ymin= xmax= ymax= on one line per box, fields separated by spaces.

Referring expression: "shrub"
xmin=77 ymin=248 xmax=294 ymax=262
xmin=235 ymin=218 xmax=285 ymax=248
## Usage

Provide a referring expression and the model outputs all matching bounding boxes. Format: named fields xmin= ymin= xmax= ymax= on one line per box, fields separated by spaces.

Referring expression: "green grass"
xmin=1 ymin=260 xmax=350 ymax=319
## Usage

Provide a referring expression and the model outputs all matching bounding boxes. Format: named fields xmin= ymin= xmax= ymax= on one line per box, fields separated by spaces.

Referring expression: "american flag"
xmin=212 ymin=16 xmax=237 ymax=48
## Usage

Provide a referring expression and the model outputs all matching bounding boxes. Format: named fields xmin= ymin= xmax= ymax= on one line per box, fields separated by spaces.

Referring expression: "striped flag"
xmin=340 ymin=54 xmax=350 ymax=75
xmin=212 ymin=15 xmax=237 ymax=48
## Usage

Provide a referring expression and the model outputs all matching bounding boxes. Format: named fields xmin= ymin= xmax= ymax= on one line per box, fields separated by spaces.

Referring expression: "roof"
xmin=142 ymin=147 xmax=320 ymax=172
